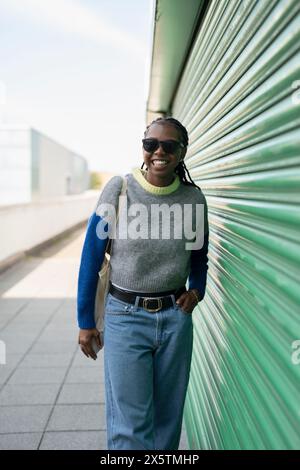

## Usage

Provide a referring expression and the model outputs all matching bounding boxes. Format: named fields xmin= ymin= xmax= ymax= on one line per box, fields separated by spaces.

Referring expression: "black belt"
xmin=108 ymin=280 xmax=186 ymax=313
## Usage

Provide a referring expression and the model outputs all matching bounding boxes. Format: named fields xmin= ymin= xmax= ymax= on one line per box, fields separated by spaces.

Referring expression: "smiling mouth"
xmin=151 ymin=159 xmax=169 ymax=167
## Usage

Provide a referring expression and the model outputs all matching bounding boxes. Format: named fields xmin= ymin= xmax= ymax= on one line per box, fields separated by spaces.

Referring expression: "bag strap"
xmin=105 ymin=175 xmax=127 ymax=256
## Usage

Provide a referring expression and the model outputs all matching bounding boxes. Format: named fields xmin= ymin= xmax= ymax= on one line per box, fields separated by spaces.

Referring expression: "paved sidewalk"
xmin=0 ymin=226 xmax=189 ymax=450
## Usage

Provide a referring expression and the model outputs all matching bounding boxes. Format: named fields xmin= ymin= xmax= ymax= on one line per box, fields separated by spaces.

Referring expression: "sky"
xmin=0 ymin=0 xmax=154 ymax=174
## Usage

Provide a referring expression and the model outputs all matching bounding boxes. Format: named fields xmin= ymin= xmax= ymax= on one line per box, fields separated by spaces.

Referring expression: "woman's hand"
xmin=78 ymin=328 xmax=101 ymax=360
xmin=175 ymin=289 xmax=202 ymax=314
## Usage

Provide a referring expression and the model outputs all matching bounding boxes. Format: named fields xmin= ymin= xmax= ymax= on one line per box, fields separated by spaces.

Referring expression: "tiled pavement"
xmin=0 ymin=226 xmax=189 ymax=450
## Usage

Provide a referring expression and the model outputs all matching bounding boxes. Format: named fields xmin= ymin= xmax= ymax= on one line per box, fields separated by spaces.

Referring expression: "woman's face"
xmin=142 ymin=123 xmax=186 ymax=178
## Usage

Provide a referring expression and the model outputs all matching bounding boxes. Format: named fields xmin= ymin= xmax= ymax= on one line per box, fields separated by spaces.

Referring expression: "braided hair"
xmin=141 ymin=116 xmax=201 ymax=190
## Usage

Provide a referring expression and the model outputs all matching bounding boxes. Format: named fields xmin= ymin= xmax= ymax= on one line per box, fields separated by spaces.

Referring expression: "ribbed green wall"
xmin=172 ymin=0 xmax=300 ymax=449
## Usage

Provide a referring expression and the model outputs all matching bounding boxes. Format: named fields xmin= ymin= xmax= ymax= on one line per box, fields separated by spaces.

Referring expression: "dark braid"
xmin=141 ymin=116 xmax=201 ymax=190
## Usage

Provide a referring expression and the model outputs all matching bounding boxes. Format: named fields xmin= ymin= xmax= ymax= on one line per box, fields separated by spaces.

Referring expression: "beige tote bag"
xmin=92 ymin=176 xmax=127 ymax=353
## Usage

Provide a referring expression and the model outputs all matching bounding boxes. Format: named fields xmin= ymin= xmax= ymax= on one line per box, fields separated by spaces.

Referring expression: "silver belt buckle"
xmin=143 ymin=297 xmax=162 ymax=313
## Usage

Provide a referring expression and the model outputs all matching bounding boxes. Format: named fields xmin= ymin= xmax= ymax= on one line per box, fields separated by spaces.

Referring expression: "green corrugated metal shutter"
xmin=172 ymin=0 xmax=300 ymax=450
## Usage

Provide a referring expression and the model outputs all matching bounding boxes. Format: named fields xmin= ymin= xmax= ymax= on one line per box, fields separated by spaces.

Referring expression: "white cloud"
xmin=0 ymin=0 xmax=147 ymax=58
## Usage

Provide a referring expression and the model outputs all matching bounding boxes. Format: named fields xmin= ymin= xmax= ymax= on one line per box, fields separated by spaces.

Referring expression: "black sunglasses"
xmin=142 ymin=138 xmax=185 ymax=154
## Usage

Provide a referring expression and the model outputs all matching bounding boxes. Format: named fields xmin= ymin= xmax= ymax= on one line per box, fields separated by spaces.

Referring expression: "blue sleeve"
xmin=77 ymin=212 xmax=109 ymax=329
xmin=188 ymin=196 xmax=209 ymax=300
xmin=188 ymin=231 xmax=209 ymax=300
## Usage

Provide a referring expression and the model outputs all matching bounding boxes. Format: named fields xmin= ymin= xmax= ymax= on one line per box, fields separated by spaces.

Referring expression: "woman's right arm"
xmin=77 ymin=212 xmax=109 ymax=330
xmin=77 ymin=175 xmax=125 ymax=358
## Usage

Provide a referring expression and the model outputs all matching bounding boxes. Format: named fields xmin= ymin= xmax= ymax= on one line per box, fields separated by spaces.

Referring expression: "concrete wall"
xmin=0 ymin=190 xmax=99 ymax=267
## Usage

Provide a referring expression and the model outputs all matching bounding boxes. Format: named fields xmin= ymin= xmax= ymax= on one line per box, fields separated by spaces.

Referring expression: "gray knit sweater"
xmin=95 ymin=168 xmax=208 ymax=292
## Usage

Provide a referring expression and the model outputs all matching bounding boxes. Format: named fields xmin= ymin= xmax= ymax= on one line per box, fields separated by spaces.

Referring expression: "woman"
xmin=77 ymin=117 xmax=209 ymax=450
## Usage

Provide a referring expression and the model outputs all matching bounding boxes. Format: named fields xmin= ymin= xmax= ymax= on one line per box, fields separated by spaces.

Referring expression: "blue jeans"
xmin=103 ymin=291 xmax=194 ymax=450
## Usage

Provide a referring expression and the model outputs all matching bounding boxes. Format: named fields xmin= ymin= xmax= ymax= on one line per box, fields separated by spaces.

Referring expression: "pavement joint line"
xmin=0 ymin=431 xmax=42 ymax=435
xmin=0 ymin=402 xmax=105 ymax=408
xmin=36 ymin=344 xmax=82 ymax=450
xmin=0 ymin=297 xmax=34 ymax=333
xmin=0 ymin=298 xmax=68 ymax=394
xmin=43 ymin=429 xmax=106 ymax=433
xmin=0 ymin=430 xmax=107 ymax=435
xmin=0 ymin=256 xmax=65 ymax=333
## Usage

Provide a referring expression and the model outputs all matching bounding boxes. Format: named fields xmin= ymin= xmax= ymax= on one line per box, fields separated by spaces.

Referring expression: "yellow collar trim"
xmin=132 ymin=167 xmax=180 ymax=195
